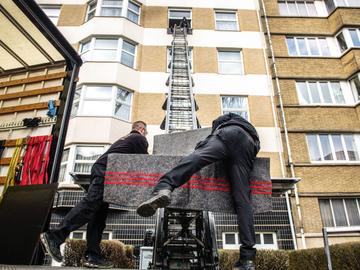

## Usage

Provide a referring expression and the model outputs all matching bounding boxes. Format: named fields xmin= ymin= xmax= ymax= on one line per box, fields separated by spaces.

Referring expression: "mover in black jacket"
xmin=41 ymin=121 xmax=148 ymax=268
xmin=137 ymin=114 xmax=260 ymax=270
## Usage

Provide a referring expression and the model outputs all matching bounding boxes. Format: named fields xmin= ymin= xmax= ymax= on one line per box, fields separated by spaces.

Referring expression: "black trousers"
xmin=156 ymin=126 xmax=257 ymax=260
xmin=50 ymin=164 xmax=109 ymax=257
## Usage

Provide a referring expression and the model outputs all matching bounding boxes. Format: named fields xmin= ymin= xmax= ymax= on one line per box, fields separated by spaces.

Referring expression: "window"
xmin=127 ymin=1 xmax=140 ymax=24
xmin=73 ymin=146 xmax=105 ymax=173
xmin=286 ymin=37 xmax=331 ymax=56
xmin=218 ymin=50 xmax=243 ymax=74
xmin=101 ymin=0 xmax=123 ymax=16
xmin=85 ymin=0 xmax=141 ymax=24
xmin=349 ymin=74 xmax=360 ymax=101
xmin=324 ymin=0 xmax=360 ymax=12
xmin=168 ymin=9 xmax=191 ymax=29
xmin=215 ymin=11 xmax=238 ymax=31
xmin=221 ymin=96 xmax=249 ymax=120
xmin=336 ymin=32 xmax=348 ymax=53
xmin=86 ymin=0 xmax=97 ymax=21
xmin=319 ymin=198 xmax=360 ymax=227
xmin=306 ymin=134 xmax=360 ymax=162
xmin=278 ymin=1 xmax=317 ymax=16
xmin=349 ymin=29 xmax=360 ymax=47
xmin=336 ymin=29 xmax=360 ymax=53
xmin=296 ymin=81 xmax=345 ymax=105
xmin=71 ymin=85 xmax=133 ymax=121
xmin=40 ymin=5 xmax=61 ymax=25
xmin=167 ymin=47 xmax=193 ymax=72
xmin=223 ymin=232 xmax=277 ymax=250
xmin=59 ymin=148 xmax=70 ymax=182
xmin=79 ymin=37 xmax=137 ymax=68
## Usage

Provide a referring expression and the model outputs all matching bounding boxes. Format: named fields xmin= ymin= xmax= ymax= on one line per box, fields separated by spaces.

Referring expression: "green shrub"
xmin=63 ymin=239 xmax=135 ymax=268
xmin=289 ymin=242 xmax=360 ymax=270
xmin=219 ymin=249 xmax=289 ymax=270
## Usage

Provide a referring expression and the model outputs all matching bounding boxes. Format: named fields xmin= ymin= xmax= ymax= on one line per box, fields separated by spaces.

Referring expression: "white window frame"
xmin=70 ymin=231 xmax=113 ymax=240
xmin=306 ymin=134 xmax=360 ymax=163
xmin=286 ymin=36 xmax=331 ymax=56
xmin=72 ymin=85 xmax=133 ymax=121
xmin=220 ymin=96 xmax=249 ymax=121
xmin=278 ymin=0 xmax=318 ymax=16
xmin=349 ymin=73 xmax=360 ymax=102
xmin=59 ymin=148 xmax=70 ymax=183
xmin=72 ymin=145 xmax=107 ymax=174
xmin=40 ymin=5 xmax=61 ymax=25
xmin=168 ymin=8 xmax=192 ymax=28
xmin=127 ymin=0 xmax=141 ymax=24
xmin=295 ymin=81 xmax=348 ymax=105
xmin=320 ymin=198 xmax=360 ymax=228
xmin=214 ymin=10 xmax=239 ymax=31
xmin=100 ymin=0 xmax=123 ymax=17
xmin=86 ymin=0 xmax=97 ymax=21
xmin=217 ymin=50 xmax=244 ymax=75
xmin=86 ymin=0 xmax=141 ymax=24
xmin=79 ymin=37 xmax=137 ymax=68
xmin=222 ymin=232 xmax=278 ymax=250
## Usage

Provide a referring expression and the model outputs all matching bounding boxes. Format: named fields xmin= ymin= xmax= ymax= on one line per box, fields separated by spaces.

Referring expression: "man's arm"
xmin=133 ymin=135 xmax=149 ymax=154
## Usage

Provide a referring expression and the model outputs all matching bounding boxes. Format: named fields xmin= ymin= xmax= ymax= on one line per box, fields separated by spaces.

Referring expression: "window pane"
xmin=219 ymin=62 xmax=243 ymax=74
xmin=263 ymin=234 xmax=274 ymax=244
xmin=121 ymin=51 xmax=135 ymax=67
xmin=218 ymin=51 xmax=241 ymax=61
xmin=225 ymin=234 xmax=236 ymax=245
xmin=93 ymin=50 xmax=117 ymax=61
xmin=128 ymin=1 xmax=140 ymax=12
xmin=117 ymin=88 xmax=132 ymax=103
xmin=222 ymin=96 xmax=247 ymax=109
xmin=297 ymin=38 xmax=308 ymax=55
xmin=297 ymin=2 xmax=307 ymax=16
xmin=101 ymin=7 xmax=122 ymax=16
xmin=127 ymin=10 xmax=139 ymax=23
xmin=82 ymin=100 xmax=112 ymax=115
xmin=345 ymin=199 xmax=360 ymax=226
xmin=319 ymin=82 xmax=332 ymax=103
xmin=122 ymin=41 xmax=136 ymax=54
xmin=347 ymin=0 xmax=360 ymax=7
xmin=95 ymin=39 xmax=118 ymax=49
xmin=278 ymin=2 xmax=288 ymax=15
xmin=61 ymin=149 xmax=70 ymax=162
xmin=72 ymin=232 xmax=84 ymax=239
xmin=307 ymin=135 xmax=322 ymax=161
xmin=324 ymin=0 xmax=335 ymax=12
xmin=81 ymin=41 xmax=91 ymax=53
xmin=307 ymin=2 xmax=317 ymax=16
xmin=102 ymin=232 xmax=110 ymax=240
xmin=350 ymin=75 xmax=360 ymax=101
xmin=332 ymin=199 xmax=348 ymax=226
xmin=308 ymin=38 xmax=320 ymax=55
xmin=59 ymin=164 xmax=66 ymax=182
xmin=319 ymin=38 xmax=330 ymax=56
xmin=74 ymin=163 xmax=93 ymax=173
xmin=169 ymin=10 xmax=191 ymax=19
xmin=115 ymin=102 xmax=131 ymax=120
xmin=344 ymin=135 xmax=360 ymax=161
xmin=76 ymin=147 xmax=103 ymax=160
xmin=85 ymin=86 xmax=112 ymax=99
xmin=332 ymin=135 xmax=346 ymax=160
xmin=331 ymin=82 xmax=345 ymax=104
xmin=286 ymin=38 xmax=297 ymax=55
xmin=319 ymin=200 xmax=335 ymax=227
xmin=320 ymin=135 xmax=333 ymax=160
xmin=216 ymin=21 xmax=237 ymax=31
xmin=71 ymin=100 xmax=79 ymax=116
xmin=216 ymin=12 xmax=236 ymax=20
xmin=336 ymin=33 xmax=348 ymax=53
xmin=308 ymin=82 xmax=321 ymax=103
xmin=296 ymin=82 xmax=310 ymax=104
xmin=288 ymin=2 xmax=298 ymax=15
xmin=103 ymin=0 xmax=122 ymax=5
xmin=349 ymin=30 xmax=360 ymax=47
xmin=336 ymin=0 xmax=346 ymax=6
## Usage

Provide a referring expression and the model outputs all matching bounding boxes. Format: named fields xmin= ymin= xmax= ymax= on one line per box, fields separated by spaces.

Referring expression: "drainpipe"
xmin=258 ymin=0 xmax=306 ymax=249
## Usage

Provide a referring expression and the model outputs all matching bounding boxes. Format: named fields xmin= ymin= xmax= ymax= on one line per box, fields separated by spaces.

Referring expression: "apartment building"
xmin=260 ymin=0 xmax=360 ymax=249
xmin=35 ymin=0 xmax=296 ymax=256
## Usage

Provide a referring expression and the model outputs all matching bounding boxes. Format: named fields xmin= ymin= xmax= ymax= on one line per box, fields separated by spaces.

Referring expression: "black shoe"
xmin=40 ymin=232 xmax=63 ymax=262
xmin=83 ymin=254 xmax=113 ymax=269
xmin=137 ymin=189 xmax=172 ymax=217
xmin=233 ymin=260 xmax=255 ymax=270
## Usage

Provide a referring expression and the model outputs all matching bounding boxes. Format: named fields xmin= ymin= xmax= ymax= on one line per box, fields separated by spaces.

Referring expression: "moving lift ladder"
xmin=151 ymin=25 xmax=220 ymax=270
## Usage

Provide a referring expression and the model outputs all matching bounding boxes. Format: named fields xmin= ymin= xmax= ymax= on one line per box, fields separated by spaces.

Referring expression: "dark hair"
xmin=132 ymin=121 xmax=147 ymax=130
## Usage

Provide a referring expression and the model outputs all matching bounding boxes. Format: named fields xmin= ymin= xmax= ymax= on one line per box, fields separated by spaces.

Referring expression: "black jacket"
xmin=95 ymin=130 xmax=148 ymax=167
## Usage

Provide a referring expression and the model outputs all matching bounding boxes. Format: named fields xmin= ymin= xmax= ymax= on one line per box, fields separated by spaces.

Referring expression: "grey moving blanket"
xmin=103 ymin=154 xmax=272 ymax=214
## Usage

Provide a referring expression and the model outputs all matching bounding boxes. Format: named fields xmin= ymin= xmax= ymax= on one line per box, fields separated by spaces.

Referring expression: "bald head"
xmin=132 ymin=121 xmax=147 ymax=136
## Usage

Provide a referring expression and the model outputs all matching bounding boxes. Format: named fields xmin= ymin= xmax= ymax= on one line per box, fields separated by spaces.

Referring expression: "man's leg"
xmin=137 ymin=135 xmax=229 ymax=217
xmin=41 ymin=164 xmax=106 ymax=262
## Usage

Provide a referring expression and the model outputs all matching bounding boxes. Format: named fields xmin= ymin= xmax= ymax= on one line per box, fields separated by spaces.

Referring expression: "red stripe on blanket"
xmin=249 ymin=180 xmax=272 ymax=186
xmin=251 ymin=190 xmax=272 ymax=195
xmin=249 ymin=185 xmax=272 ymax=190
